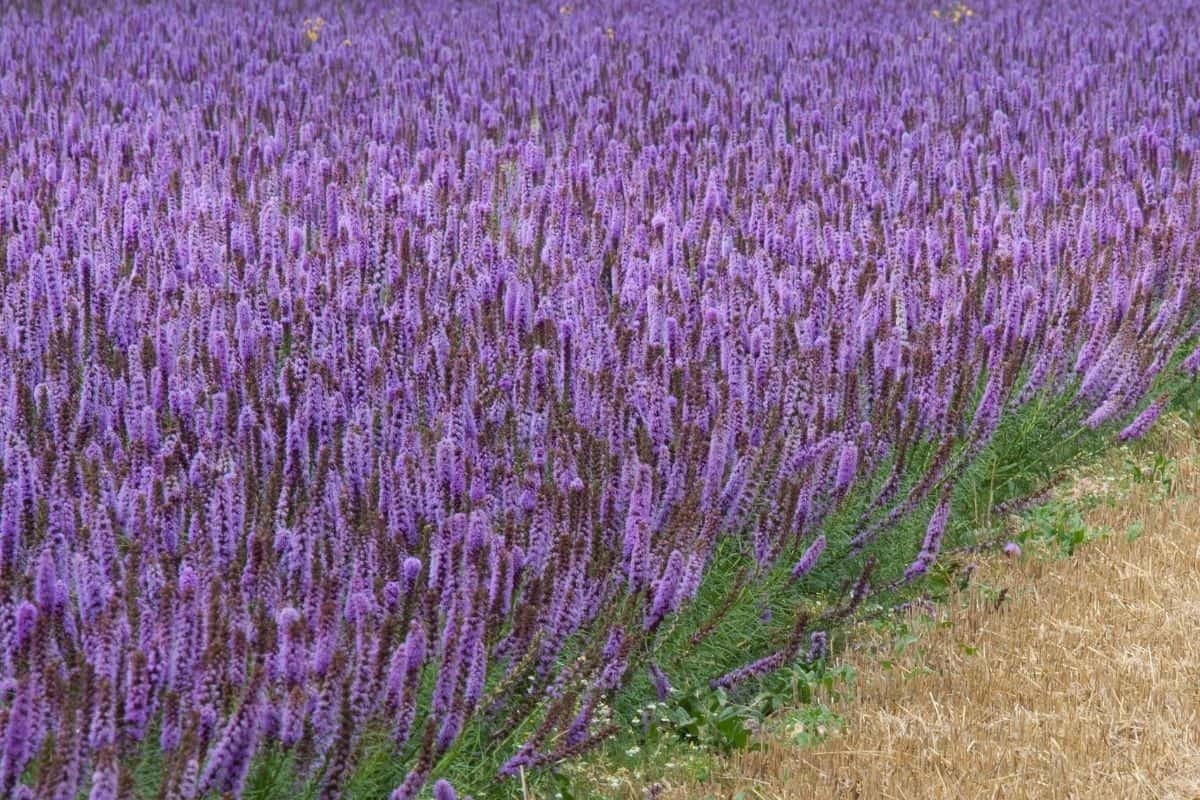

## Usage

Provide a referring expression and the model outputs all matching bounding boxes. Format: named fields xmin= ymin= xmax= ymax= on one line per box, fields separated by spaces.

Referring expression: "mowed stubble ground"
xmin=660 ymin=417 xmax=1200 ymax=800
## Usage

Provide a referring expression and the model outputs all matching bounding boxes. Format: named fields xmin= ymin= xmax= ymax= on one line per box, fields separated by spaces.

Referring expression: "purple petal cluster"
xmin=1 ymin=0 xmax=1197 ymax=795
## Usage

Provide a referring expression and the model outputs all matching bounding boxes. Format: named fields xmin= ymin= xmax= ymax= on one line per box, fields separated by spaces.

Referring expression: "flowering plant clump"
xmin=1 ymin=0 xmax=1198 ymax=796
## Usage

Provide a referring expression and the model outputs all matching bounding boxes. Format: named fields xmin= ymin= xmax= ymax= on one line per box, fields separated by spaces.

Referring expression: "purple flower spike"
xmin=790 ymin=535 xmax=827 ymax=581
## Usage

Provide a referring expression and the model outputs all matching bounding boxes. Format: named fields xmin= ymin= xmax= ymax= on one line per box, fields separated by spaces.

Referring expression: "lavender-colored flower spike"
xmin=807 ymin=631 xmax=828 ymax=663
xmin=1118 ymin=395 xmax=1168 ymax=442
xmin=790 ymin=535 xmax=827 ymax=581
xmin=648 ymin=663 xmax=673 ymax=700
xmin=834 ymin=443 xmax=858 ymax=495
xmin=904 ymin=496 xmax=952 ymax=582
xmin=87 ymin=762 xmax=118 ymax=800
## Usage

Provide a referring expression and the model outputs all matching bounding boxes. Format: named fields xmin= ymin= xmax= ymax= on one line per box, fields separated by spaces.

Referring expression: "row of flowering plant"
xmin=1 ymin=0 xmax=1199 ymax=797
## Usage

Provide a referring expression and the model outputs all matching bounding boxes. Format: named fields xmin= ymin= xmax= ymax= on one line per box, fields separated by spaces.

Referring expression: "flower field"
xmin=1 ymin=1 xmax=1198 ymax=798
